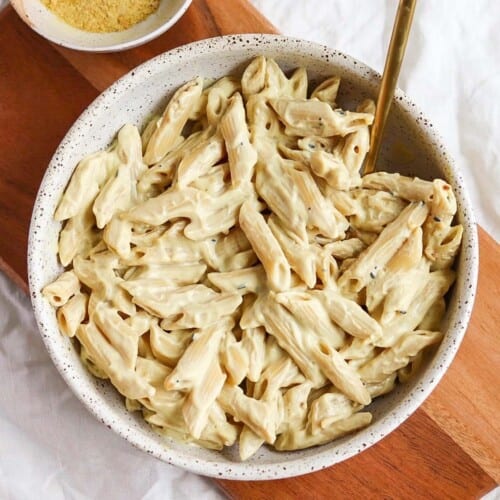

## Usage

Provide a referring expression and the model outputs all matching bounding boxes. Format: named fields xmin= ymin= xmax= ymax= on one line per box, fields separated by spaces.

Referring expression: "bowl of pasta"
xmin=28 ymin=34 xmax=478 ymax=479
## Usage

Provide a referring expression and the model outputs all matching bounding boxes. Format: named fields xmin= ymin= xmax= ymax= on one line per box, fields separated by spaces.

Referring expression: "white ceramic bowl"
xmin=28 ymin=34 xmax=478 ymax=480
xmin=10 ymin=0 xmax=192 ymax=52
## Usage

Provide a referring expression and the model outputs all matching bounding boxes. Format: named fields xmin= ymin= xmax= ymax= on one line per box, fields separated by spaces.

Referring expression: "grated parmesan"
xmin=41 ymin=0 xmax=160 ymax=33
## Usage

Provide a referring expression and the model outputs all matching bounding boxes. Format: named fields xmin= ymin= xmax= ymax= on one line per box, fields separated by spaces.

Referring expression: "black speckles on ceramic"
xmin=10 ymin=0 xmax=192 ymax=52
xmin=27 ymin=35 xmax=479 ymax=481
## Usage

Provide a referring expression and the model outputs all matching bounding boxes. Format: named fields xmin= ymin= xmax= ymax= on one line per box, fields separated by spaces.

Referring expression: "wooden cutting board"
xmin=1 ymin=1 xmax=498 ymax=497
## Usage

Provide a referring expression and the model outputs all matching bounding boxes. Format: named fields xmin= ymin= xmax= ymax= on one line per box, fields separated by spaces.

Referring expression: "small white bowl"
xmin=28 ymin=34 xmax=479 ymax=480
xmin=10 ymin=0 xmax=192 ymax=52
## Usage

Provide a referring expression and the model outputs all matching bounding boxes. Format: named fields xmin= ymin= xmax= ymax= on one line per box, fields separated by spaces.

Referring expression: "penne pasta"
xmin=93 ymin=124 xmax=146 ymax=228
xmin=144 ymin=77 xmax=204 ymax=165
xmin=313 ymin=288 xmax=382 ymax=341
xmin=239 ymin=200 xmax=291 ymax=292
xmin=359 ymin=330 xmax=443 ymax=383
xmin=338 ymin=201 xmax=429 ymax=293
xmin=43 ymin=56 xmax=462 ymax=458
xmin=55 ymin=150 xmax=119 ymax=222
xmin=220 ymin=92 xmax=258 ymax=187
xmin=274 ymin=412 xmax=372 ymax=451
xmin=270 ymin=98 xmax=374 ymax=137
xmin=56 ymin=291 xmax=88 ymax=337
xmin=175 ymin=133 xmax=226 ymax=188
xmin=361 ymin=172 xmax=433 ymax=203
xmin=58 ymin=203 xmax=101 ymax=267
xmin=42 ymin=270 xmax=80 ymax=307
xmin=207 ymin=265 xmax=266 ymax=295
xmin=310 ymin=76 xmax=341 ymax=106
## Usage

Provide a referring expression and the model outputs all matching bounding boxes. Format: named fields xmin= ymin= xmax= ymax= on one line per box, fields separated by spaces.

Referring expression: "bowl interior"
xmin=28 ymin=35 xmax=478 ymax=480
xmin=10 ymin=0 xmax=192 ymax=51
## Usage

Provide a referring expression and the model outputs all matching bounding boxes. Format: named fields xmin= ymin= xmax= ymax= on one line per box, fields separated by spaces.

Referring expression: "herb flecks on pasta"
xmin=43 ymin=56 xmax=462 ymax=459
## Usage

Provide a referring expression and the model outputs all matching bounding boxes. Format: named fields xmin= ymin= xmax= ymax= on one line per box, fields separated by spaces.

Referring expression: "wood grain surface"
xmin=0 ymin=1 xmax=498 ymax=498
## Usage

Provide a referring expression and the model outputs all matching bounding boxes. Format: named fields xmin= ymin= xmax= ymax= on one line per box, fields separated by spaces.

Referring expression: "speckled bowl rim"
xmin=28 ymin=34 xmax=479 ymax=480
xmin=10 ymin=0 xmax=193 ymax=53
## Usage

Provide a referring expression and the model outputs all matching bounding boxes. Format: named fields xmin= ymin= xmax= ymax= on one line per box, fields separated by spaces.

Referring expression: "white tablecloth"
xmin=1 ymin=0 xmax=498 ymax=498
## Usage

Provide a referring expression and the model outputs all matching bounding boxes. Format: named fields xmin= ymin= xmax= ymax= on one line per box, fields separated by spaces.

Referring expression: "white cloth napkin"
xmin=1 ymin=0 xmax=498 ymax=499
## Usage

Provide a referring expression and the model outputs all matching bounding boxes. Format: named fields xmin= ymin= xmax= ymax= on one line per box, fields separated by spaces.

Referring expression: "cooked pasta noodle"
xmin=43 ymin=57 xmax=461 ymax=460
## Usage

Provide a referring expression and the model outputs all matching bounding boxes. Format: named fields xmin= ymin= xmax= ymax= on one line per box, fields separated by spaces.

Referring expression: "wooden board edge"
xmin=0 ymin=254 xmax=29 ymax=295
